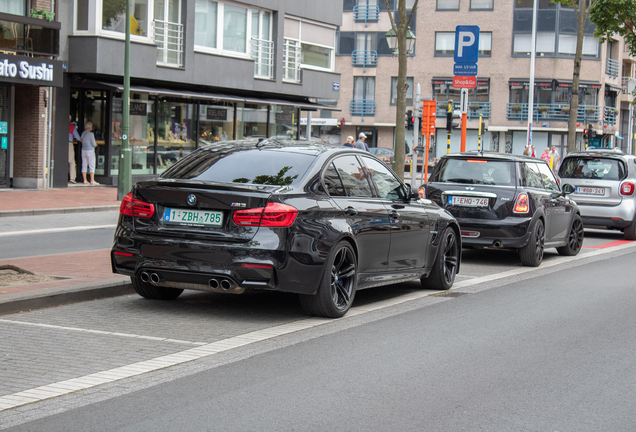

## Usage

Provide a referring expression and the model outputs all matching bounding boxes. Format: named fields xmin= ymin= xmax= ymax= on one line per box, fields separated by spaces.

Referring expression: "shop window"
xmin=199 ymin=101 xmax=234 ymax=143
xmin=269 ymin=105 xmax=298 ymax=140
xmin=111 ymin=94 xmax=155 ymax=175
xmin=102 ymin=0 xmax=149 ymax=36
xmin=390 ymin=77 xmax=413 ymax=106
xmin=82 ymin=91 xmax=108 ymax=176
xmin=236 ymin=103 xmax=267 ymax=139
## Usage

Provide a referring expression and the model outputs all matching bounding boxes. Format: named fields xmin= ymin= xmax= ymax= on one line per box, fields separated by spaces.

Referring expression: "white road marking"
xmin=0 ymin=225 xmax=116 ymax=237
xmin=0 ymin=241 xmax=634 ymax=412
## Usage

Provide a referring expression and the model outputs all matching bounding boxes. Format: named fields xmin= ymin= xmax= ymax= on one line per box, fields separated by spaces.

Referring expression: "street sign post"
xmin=453 ymin=63 xmax=478 ymax=76
xmin=454 ymin=25 xmax=480 ymax=64
xmin=453 ymin=25 xmax=480 ymax=153
xmin=421 ymin=100 xmax=437 ymax=182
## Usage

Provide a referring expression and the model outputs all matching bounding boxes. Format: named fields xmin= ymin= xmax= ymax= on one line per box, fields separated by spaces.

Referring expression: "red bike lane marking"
xmin=583 ymin=240 xmax=633 ymax=249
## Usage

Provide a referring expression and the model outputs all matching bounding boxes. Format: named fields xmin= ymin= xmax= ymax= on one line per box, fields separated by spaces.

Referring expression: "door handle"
xmin=344 ymin=207 xmax=358 ymax=216
xmin=391 ymin=204 xmax=405 ymax=209
xmin=390 ymin=210 xmax=400 ymax=219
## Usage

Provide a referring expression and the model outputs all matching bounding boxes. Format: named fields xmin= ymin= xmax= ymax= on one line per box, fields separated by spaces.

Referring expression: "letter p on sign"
xmin=454 ymin=25 xmax=480 ymax=64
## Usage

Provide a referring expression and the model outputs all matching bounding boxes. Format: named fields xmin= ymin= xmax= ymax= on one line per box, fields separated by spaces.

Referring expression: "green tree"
xmin=383 ymin=0 xmax=419 ymax=180
xmin=590 ymin=0 xmax=636 ymax=57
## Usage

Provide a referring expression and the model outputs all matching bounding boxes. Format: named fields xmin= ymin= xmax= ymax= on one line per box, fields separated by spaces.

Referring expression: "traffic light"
xmin=417 ymin=117 xmax=423 ymax=134
xmin=406 ymin=110 xmax=414 ymax=130
xmin=583 ymin=128 xmax=589 ymax=140
xmin=446 ymin=110 xmax=461 ymax=132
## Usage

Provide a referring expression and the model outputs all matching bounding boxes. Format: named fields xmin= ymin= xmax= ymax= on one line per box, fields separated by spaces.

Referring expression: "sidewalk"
xmin=0 ymin=186 xmax=133 ymax=315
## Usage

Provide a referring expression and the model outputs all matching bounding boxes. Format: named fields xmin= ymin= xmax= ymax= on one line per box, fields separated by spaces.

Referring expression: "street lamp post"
xmin=384 ymin=4 xmax=418 ymax=180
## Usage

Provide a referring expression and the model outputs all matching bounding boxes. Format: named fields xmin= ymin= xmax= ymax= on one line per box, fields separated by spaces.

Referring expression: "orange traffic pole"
xmin=460 ymin=112 xmax=467 ymax=152
xmin=424 ymin=134 xmax=430 ymax=182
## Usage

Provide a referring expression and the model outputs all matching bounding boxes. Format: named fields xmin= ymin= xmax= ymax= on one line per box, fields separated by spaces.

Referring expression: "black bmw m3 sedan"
xmin=111 ymin=139 xmax=461 ymax=318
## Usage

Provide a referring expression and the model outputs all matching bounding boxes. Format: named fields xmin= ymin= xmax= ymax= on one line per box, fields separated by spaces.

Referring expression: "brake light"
xmin=233 ymin=202 xmax=298 ymax=227
xmin=120 ymin=193 xmax=155 ymax=218
xmin=466 ymin=159 xmax=487 ymax=163
xmin=513 ymin=193 xmax=529 ymax=214
xmin=620 ymin=182 xmax=635 ymax=196
xmin=419 ymin=187 xmax=426 ymax=199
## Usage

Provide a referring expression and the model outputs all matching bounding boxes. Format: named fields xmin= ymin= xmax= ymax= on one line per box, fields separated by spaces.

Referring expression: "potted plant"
xmin=586 ymin=106 xmax=596 ymax=114
xmin=469 ymin=103 xmax=480 ymax=112
xmin=538 ymin=105 xmax=549 ymax=112
xmin=511 ymin=104 xmax=522 ymax=112
xmin=560 ymin=105 xmax=570 ymax=114
xmin=29 ymin=9 xmax=55 ymax=21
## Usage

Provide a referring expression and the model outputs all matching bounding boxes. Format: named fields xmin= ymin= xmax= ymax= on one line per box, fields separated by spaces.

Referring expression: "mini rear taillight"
xmin=513 ymin=193 xmax=529 ymax=214
xmin=233 ymin=202 xmax=298 ymax=227
xmin=620 ymin=182 xmax=635 ymax=196
xmin=120 ymin=193 xmax=155 ymax=218
xmin=419 ymin=187 xmax=426 ymax=199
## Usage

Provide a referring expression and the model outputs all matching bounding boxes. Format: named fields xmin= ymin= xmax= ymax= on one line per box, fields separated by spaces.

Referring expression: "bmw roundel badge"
xmin=187 ymin=194 xmax=197 ymax=206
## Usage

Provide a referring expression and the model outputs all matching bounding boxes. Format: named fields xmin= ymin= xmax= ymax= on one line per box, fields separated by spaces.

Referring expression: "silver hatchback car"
xmin=557 ymin=148 xmax=636 ymax=240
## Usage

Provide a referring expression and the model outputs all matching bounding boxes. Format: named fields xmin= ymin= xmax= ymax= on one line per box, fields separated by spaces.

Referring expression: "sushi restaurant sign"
xmin=0 ymin=54 xmax=63 ymax=87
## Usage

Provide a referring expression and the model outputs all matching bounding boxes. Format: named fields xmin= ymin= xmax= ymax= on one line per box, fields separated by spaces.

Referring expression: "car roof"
xmin=564 ymin=149 xmax=633 ymax=160
xmin=196 ymin=138 xmax=369 ymax=157
xmin=440 ymin=151 xmax=546 ymax=163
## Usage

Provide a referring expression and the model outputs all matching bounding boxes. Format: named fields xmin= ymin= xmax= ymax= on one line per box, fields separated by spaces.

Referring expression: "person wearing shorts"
xmin=80 ymin=122 xmax=99 ymax=185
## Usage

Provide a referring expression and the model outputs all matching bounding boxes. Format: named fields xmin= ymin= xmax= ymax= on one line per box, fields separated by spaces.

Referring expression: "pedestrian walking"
xmin=68 ymin=115 xmax=81 ymax=184
xmin=80 ymin=122 xmax=99 ymax=185
xmin=355 ymin=132 xmax=369 ymax=151
xmin=531 ymin=145 xmax=536 ymax=157
xmin=523 ymin=144 xmax=529 ymax=156
xmin=540 ymin=147 xmax=551 ymax=164
xmin=343 ymin=136 xmax=354 ymax=148
xmin=550 ymin=145 xmax=560 ymax=167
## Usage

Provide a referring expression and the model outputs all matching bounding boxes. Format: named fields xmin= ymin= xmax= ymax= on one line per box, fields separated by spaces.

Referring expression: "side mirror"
xmin=405 ymin=184 xmax=419 ymax=200
xmin=562 ymin=183 xmax=575 ymax=195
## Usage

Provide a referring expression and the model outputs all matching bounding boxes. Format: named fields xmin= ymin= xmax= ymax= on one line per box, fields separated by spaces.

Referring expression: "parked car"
xmin=419 ymin=152 xmax=583 ymax=267
xmin=557 ymin=148 xmax=636 ymax=240
xmin=111 ymin=139 xmax=461 ymax=318
xmin=369 ymin=147 xmax=394 ymax=163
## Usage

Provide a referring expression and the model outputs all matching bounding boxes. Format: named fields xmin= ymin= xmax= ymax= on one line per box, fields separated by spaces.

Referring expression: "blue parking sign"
xmin=454 ymin=25 xmax=480 ymax=64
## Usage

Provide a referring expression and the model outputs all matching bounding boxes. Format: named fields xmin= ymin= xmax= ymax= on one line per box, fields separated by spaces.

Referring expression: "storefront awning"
xmin=605 ymin=83 xmax=622 ymax=92
xmin=97 ymin=82 xmax=339 ymax=111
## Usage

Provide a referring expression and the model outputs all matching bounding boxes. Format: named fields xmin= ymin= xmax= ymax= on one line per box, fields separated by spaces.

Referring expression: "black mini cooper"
xmin=111 ymin=139 xmax=461 ymax=318
xmin=419 ymin=152 xmax=583 ymax=267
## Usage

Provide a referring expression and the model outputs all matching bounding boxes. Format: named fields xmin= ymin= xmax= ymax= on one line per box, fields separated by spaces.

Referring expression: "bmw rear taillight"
xmin=513 ymin=193 xmax=529 ymax=214
xmin=233 ymin=202 xmax=298 ymax=227
xmin=620 ymin=182 xmax=635 ymax=196
xmin=120 ymin=192 xmax=155 ymax=218
xmin=419 ymin=187 xmax=426 ymax=199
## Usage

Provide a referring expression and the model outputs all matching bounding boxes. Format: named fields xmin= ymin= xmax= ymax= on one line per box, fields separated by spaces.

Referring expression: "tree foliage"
xmin=590 ymin=0 xmax=636 ymax=56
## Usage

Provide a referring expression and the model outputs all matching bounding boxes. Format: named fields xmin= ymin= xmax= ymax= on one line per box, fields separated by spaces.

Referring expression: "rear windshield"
xmin=558 ymin=157 xmax=625 ymax=181
xmin=431 ymin=158 xmax=515 ymax=186
xmin=161 ymin=148 xmax=315 ymax=186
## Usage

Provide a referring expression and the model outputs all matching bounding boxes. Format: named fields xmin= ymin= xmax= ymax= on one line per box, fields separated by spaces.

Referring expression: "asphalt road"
xmin=2 ymin=241 xmax=635 ymax=431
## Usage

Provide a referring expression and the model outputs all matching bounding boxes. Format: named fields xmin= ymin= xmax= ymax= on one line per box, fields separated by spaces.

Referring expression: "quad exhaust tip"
xmin=220 ymin=279 xmax=232 ymax=290
xmin=150 ymin=273 xmax=162 ymax=285
xmin=209 ymin=278 xmax=219 ymax=289
xmin=140 ymin=272 xmax=150 ymax=283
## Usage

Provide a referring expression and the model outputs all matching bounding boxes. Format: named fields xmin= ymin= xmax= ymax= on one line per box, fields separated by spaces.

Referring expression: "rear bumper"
xmin=576 ymin=202 xmax=635 ymax=229
xmin=580 ymin=216 xmax=632 ymax=229
xmin=111 ymin=229 xmax=326 ymax=295
xmin=457 ymin=216 xmax=533 ymax=249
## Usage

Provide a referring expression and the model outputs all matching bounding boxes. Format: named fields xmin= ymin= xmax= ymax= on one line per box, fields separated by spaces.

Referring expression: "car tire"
xmin=421 ymin=227 xmax=459 ymax=290
xmin=557 ymin=214 xmax=584 ymax=256
xmin=519 ymin=219 xmax=545 ymax=267
xmin=131 ymin=276 xmax=183 ymax=300
xmin=298 ymin=241 xmax=357 ymax=318
xmin=624 ymin=217 xmax=636 ymax=241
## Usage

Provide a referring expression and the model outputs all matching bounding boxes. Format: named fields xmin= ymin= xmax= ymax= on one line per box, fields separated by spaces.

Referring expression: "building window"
xmin=223 ymin=4 xmax=247 ymax=53
xmin=194 ymin=0 xmax=218 ymax=49
xmin=285 ymin=17 xmax=335 ymax=72
xmin=0 ymin=0 xmax=25 ymax=15
xmin=433 ymin=79 xmax=490 ymax=102
xmin=436 ymin=0 xmax=459 ymax=10
xmin=470 ymin=0 xmax=493 ymax=10
xmin=354 ymin=76 xmax=375 ymax=101
xmin=435 ymin=32 xmax=455 ymax=56
xmin=338 ymin=31 xmax=392 ymax=56
xmin=390 ymin=77 xmax=414 ymax=106
xmin=102 ymin=0 xmax=149 ymax=36
xmin=76 ymin=0 xmax=89 ymax=31
xmin=479 ymin=31 xmax=492 ymax=56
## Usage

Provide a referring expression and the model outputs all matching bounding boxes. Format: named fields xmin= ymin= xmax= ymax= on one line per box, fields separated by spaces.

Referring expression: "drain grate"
xmin=433 ymin=291 xmax=469 ymax=298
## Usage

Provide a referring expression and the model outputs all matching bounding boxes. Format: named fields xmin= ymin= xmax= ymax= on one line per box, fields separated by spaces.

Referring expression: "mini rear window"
xmin=431 ymin=158 xmax=515 ymax=186
xmin=161 ymin=148 xmax=315 ymax=186
xmin=558 ymin=157 xmax=626 ymax=181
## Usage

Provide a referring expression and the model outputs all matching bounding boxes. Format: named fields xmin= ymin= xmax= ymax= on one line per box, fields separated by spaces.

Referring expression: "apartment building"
xmin=0 ymin=0 xmax=341 ymax=188
xmin=335 ymin=0 xmax=635 ymax=163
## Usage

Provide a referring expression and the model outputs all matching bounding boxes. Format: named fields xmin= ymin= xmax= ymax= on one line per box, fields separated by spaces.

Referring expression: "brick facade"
xmin=13 ymin=85 xmax=46 ymax=187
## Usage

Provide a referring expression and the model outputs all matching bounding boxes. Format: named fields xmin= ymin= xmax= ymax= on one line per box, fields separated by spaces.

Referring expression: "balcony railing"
xmin=506 ymin=103 xmax=601 ymax=123
xmin=153 ymin=20 xmax=183 ymax=67
xmin=351 ymin=50 xmax=377 ymax=72
xmin=283 ymin=38 xmax=301 ymax=83
xmin=622 ymin=76 xmax=635 ymax=94
xmin=0 ymin=12 xmax=60 ymax=57
xmin=604 ymin=106 xmax=618 ymax=126
xmin=251 ymin=38 xmax=274 ymax=79
xmin=435 ymin=101 xmax=492 ymax=119
xmin=350 ymin=99 xmax=376 ymax=121
xmin=353 ymin=4 xmax=380 ymax=27
xmin=606 ymin=58 xmax=619 ymax=79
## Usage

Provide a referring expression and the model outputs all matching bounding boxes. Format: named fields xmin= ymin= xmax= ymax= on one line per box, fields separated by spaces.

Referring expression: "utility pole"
xmin=117 ymin=0 xmax=132 ymax=201
xmin=526 ymin=0 xmax=538 ymax=150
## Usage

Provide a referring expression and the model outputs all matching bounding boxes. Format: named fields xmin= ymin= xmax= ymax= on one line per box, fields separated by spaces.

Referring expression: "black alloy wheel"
xmin=299 ymin=241 xmax=357 ymax=318
xmin=422 ymin=227 xmax=459 ymax=290
xmin=557 ymin=214 xmax=584 ymax=256
xmin=520 ymin=220 xmax=545 ymax=267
